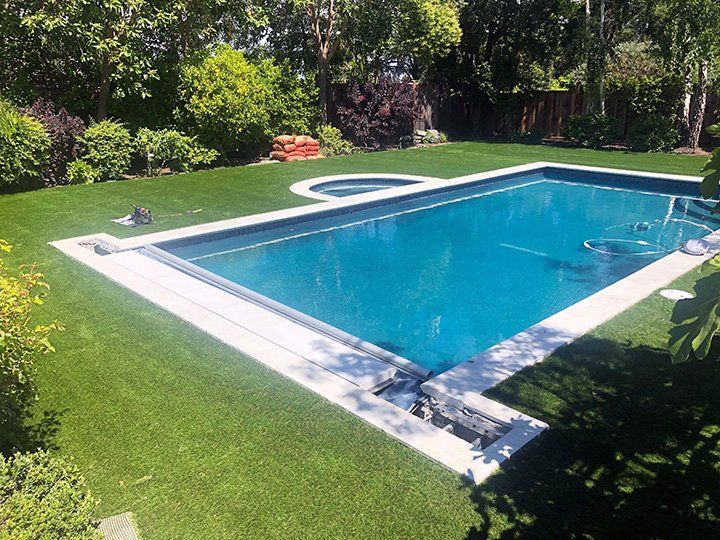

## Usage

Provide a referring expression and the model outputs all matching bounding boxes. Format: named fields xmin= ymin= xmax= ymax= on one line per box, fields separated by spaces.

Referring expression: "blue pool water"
xmin=311 ymin=177 xmax=420 ymax=197
xmin=162 ymin=169 xmax=718 ymax=374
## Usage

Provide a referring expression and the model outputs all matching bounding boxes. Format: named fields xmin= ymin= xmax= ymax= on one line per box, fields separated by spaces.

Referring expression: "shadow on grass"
xmin=468 ymin=335 xmax=720 ymax=539
xmin=0 ymin=408 xmax=65 ymax=455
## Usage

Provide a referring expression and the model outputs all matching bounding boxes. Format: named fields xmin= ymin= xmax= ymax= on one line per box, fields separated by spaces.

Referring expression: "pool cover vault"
xmin=51 ymin=162 xmax=720 ymax=484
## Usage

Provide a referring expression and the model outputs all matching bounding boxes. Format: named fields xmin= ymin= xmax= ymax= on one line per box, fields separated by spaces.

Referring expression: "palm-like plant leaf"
xmin=701 ymin=124 xmax=720 ymax=211
xmin=669 ymin=256 xmax=720 ymax=363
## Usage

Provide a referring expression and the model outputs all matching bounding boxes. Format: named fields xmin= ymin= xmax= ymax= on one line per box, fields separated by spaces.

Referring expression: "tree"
xmin=582 ymin=0 xmax=643 ymax=114
xmin=299 ymin=0 xmax=342 ymax=123
xmin=178 ymin=45 xmax=318 ymax=159
xmin=21 ymin=0 xmax=172 ymax=121
xmin=647 ymin=0 xmax=720 ymax=149
xmin=362 ymin=0 xmax=462 ymax=78
xmin=167 ymin=0 xmax=268 ymax=59
xmin=263 ymin=1 xmax=461 ymax=122
xmin=433 ymin=0 xmax=581 ymax=135
xmin=0 ymin=1 xmax=94 ymax=110
xmin=1 ymin=1 xmax=266 ymax=126
xmin=605 ymin=41 xmax=683 ymax=118
xmin=583 ymin=0 xmax=606 ymax=113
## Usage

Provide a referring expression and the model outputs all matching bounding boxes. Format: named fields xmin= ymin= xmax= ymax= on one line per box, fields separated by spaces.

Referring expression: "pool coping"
xmin=60 ymin=161 xmax=706 ymax=252
xmin=50 ymin=161 xmax=717 ymax=485
xmin=289 ymin=173 xmax=443 ymax=201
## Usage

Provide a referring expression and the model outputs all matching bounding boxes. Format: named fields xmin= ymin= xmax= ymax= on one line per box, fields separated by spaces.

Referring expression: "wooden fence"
xmin=331 ymin=83 xmax=720 ymax=147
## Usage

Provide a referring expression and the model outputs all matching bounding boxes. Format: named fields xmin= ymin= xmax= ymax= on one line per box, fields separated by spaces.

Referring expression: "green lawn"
xmin=1 ymin=142 xmax=718 ymax=539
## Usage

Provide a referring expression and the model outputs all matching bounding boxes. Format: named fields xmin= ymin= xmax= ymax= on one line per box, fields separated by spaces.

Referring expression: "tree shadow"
xmin=0 ymin=407 xmax=66 ymax=455
xmin=466 ymin=335 xmax=720 ymax=539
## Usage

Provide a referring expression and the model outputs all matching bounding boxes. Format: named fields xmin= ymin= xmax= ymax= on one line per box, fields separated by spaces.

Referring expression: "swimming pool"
xmin=54 ymin=162 xmax=720 ymax=483
xmin=157 ymin=166 xmax=718 ymax=375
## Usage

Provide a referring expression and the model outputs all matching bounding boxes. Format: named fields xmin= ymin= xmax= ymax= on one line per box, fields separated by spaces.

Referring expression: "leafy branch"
xmin=668 ymin=122 xmax=720 ymax=363
xmin=699 ymin=124 xmax=720 ymax=211
xmin=669 ymin=255 xmax=720 ymax=363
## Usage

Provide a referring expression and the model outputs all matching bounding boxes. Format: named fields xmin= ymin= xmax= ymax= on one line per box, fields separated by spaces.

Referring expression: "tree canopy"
xmin=0 ymin=0 xmax=718 ymax=148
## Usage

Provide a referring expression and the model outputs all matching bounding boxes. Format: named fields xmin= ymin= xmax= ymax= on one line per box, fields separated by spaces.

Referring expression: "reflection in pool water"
xmin=310 ymin=177 xmax=420 ymax=197
xmin=165 ymin=169 xmax=718 ymax=374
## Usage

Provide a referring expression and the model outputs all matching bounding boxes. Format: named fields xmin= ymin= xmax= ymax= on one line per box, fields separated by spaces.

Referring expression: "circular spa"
xmin=290 ymin=174 xmax=438 ymax=201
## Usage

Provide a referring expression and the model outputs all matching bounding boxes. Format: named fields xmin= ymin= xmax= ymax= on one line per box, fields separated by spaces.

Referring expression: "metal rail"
xmin=143 ymin=244 xmax=434 ymax=380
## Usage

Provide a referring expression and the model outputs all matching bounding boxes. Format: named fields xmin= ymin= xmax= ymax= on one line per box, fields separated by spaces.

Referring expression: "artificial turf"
xmin=1 ymin=142 xmax=718 ymax=539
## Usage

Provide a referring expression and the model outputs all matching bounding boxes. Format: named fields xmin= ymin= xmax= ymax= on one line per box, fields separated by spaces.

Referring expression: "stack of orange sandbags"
xmin=296 ymin=135 xmax=322 ymax=160
xmin=270 ymin=135 xmax=325 ymax=162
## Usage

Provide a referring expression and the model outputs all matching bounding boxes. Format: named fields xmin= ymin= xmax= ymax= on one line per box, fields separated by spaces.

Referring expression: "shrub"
xmin=565 ymin=114 xmax=619 ymax=149
xmin=606 ymin=41 xmax=684 ymax=118
xmin=135 ymin=128 xmax=218 ymax=176
xmin=66 ymin=159 xmax=100 ymax=185
xmin=262 ymin=61 xmax=319 ymax=139
xmin=0 ymin=450 xmax=100 ymax=539
xmin=420 ymin=130 xmax=448 ymax=144
xmin=0 ymin=241 xmax=62 ymax=443
xmin=317 ymin=124 xmax=357 ymax=156
xmin=0 ymin=101 xmax=50 ymax=191
xmin=179 ymin=45 xmax=318 ymax=159
xmin=626 ymin=114 xmax=678 ymax=152
xmin=391 ymin=0 xmax=463 ymax=69
xmin=335 ymin=77 xmax=418 ymax=149
xmin=499 ymin=127 xmax=545 ymax=145
xmin=23 ymin=99 xmax=85 ymax=187
xmin=76 ymin=120 xmax=132 ymax=181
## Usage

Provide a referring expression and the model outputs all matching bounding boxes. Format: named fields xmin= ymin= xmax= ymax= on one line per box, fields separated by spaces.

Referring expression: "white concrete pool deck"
xmin=53 ymin=235 xmax=539 ymax=483
xmin=289 ymin=172 xmax=442 ymax=200
xmin=50 ymin=161 xmax=718 ymax=484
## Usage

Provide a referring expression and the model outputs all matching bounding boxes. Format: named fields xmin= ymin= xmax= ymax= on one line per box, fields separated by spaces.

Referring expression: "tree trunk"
xmin=96 ymin=53 xmax=112 ymax=121
xmin=583 ymin=0 xmax=592 ymax=114
xmin=678 ymin=93 xmax=692 ymax=146
xmin=178 ymin=0 xmax=194 ymax=58
xmin=597 ymin=0 xmax=605 ymax=114
xmin=583 ymin=0 xmax=606 ymax=115
xmin=678 ymin=65 xmax=693 ymax=146
xmin=318 ymin=52 xmax=329 ymax=125
xmin=180 ymin=19 xmax=190 ymax=58
xmin=688 ymin=59 xmax=709 ymax=150
xmin=585 ymin=60 xmax=606 ymax=114
xmin=307 ymin=0 xmax=337 ymax=126
xmin=585 ymin=0 xmax=591 ymax=23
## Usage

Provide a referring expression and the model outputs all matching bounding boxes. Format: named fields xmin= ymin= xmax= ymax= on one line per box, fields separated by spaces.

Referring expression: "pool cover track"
xmin=51 ymin=162 xmax=720 ymax=484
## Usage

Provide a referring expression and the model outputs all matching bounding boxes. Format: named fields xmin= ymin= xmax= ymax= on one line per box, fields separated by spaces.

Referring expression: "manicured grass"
xmin=1 ymin=142 xmax=718 ymax=538
xmin=477 ymin=271 xmax=720 ymax=538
